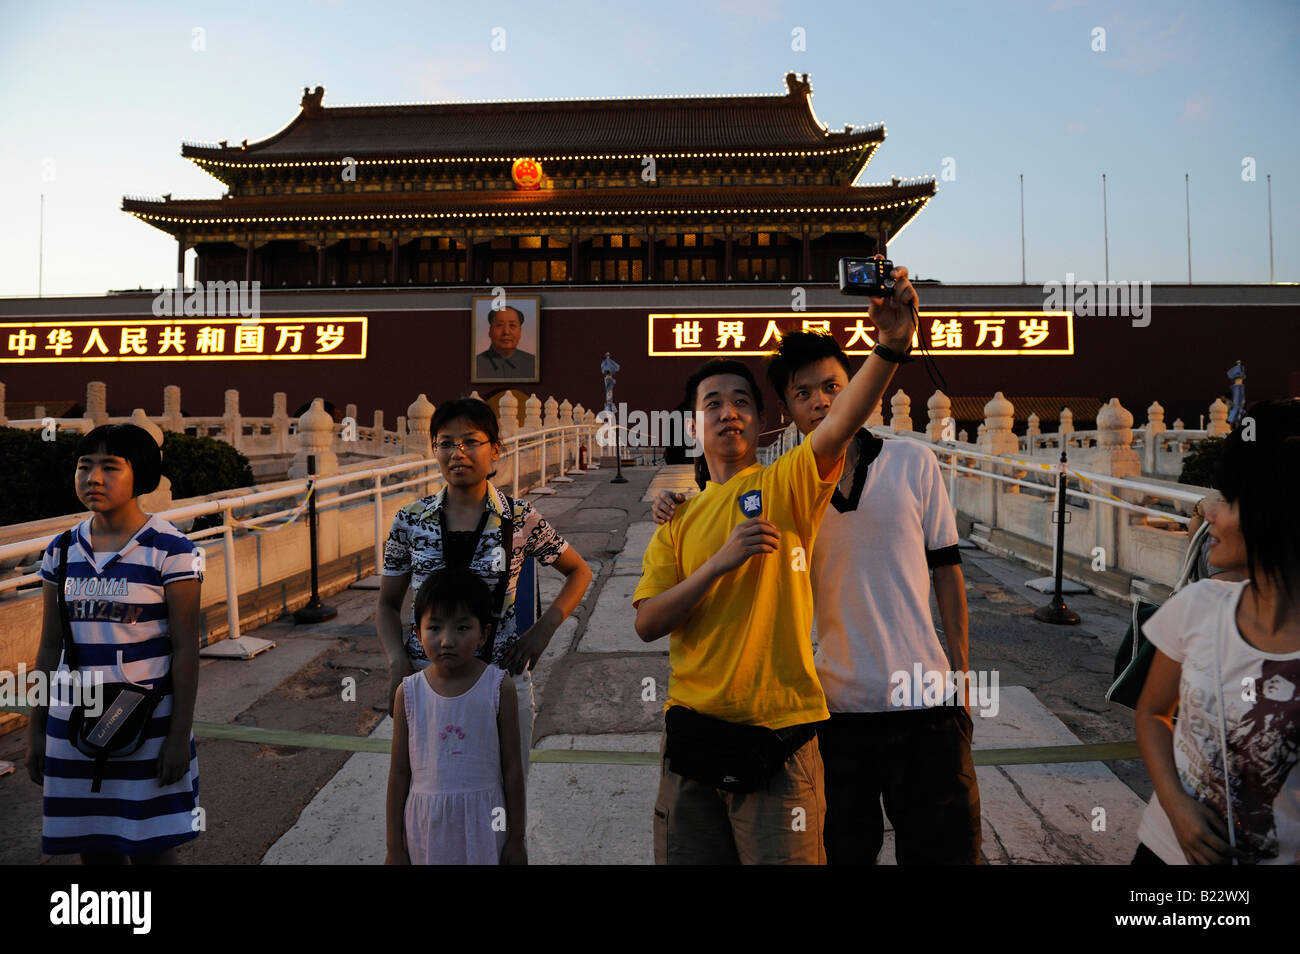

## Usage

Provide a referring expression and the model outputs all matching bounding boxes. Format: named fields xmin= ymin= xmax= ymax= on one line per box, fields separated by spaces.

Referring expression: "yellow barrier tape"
xmin=235 ymin=481 xmax=316 ymax=532
xmin=1 ymin=707 xmax=1139 ymax=766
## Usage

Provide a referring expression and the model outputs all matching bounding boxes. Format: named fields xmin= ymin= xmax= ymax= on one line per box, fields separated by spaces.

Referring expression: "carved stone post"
xmin=925 ymin=390 xmax=951 ymax=442
xmin=889 ymin=389 xmax=913 ymax=434
xmin=405 ymin=394 xmax=434 ymax=459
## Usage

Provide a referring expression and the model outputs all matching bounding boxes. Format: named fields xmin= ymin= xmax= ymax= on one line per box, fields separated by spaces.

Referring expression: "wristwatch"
xmin=873 ymin=342 xmax=914 ymax=364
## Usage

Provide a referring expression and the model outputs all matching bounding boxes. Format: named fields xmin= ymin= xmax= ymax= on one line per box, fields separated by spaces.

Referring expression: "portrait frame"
xmin=470 ymin=295 xmax=541 ymax=384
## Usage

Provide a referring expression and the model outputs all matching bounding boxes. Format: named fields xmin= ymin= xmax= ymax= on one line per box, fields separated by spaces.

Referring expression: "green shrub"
xmin=1178 ymin=436 xmax=1225 ymax=488
xmin=0 ymin=426 xmax=253 ymax=525
xmin=0 ymin=428 xmax=84 ymax=525
xmin=161 ymin=432 xmax=253 ymax=500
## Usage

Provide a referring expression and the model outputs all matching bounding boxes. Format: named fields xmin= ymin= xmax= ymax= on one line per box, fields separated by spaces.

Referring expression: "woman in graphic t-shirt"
xmin=1134 ymin=400 xmax=1300 ymax=865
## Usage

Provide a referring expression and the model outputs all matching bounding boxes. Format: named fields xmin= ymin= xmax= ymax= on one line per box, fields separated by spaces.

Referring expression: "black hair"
xmin=683 ymin=359 xmax=765 ymax=491
xmin=430 ymin=397 xmax=500 ymax=445
xmin=487 ymin=305 xmax=524 ymax=325
xmin=764 ymin=331 xmax=851 ymax=404
xmin=75 ymin=423 xmax=162 ymax=496
xmin=1214 ymin=399 xmax=1300 ymax=606
xmin=412 ymin=568 xmax=495 ymax=635
xmin=683 ymin=359 xmax=765 ymax=415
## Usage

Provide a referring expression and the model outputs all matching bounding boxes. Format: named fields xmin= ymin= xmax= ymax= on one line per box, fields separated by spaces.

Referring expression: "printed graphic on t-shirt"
xmin=1228 ymin=659 xmax=1300 ymax=862
xmin=64 ymin=576 xmax=144 ymax=624
xmin=1179 ymin=654 xmax=1300 ymax=863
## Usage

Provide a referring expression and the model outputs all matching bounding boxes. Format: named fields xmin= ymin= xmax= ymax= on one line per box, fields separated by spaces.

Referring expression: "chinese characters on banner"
xmin=648 ymin=312 xmax=1073 ymax=357
xmin=0 ymin=318 xmax=368 ymax=362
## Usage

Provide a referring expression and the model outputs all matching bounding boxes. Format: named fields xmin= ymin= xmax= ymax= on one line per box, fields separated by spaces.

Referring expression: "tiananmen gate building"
xmin=1 ymin=75 xmax=1296 ymax=433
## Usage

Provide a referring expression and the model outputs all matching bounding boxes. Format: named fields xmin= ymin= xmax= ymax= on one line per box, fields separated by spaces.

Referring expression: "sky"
xmin=0 ymin=0 xmax=1296 ymax=297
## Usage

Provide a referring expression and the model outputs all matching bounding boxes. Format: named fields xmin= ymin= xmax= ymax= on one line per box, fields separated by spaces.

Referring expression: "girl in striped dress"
xmin=26 ymin=423 xmax=204 ymax=864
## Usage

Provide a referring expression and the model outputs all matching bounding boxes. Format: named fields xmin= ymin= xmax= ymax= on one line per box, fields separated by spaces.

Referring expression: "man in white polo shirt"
xmin=654 ymin=331 xmax=981 ymax=864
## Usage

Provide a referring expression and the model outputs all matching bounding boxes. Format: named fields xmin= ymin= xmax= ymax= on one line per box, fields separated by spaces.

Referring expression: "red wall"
xmin=2 ymin=301 xmax=1296 ymax=435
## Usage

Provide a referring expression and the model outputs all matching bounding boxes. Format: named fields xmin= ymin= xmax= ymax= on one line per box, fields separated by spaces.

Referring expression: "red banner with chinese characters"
xmin=0 ymin=318 xmax=367 ymax=362
xmin=647 ymin=311 xmax=1072 ymax=357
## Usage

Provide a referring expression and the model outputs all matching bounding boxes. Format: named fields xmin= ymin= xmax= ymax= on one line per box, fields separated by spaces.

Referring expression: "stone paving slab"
xmin=262 ymin=717 xmax=393 ymax=866
xmin=534 ymin=655 xmax=669 ymax=738
xmin=529 ymin=733 xmax=662 ymax=865
xmin=577 ymin=575 xmax=645 ymax=652
xmin=614 ymin=521 xmax=657 ymax=575
xmin=195 ymin=637 xmax=335 ymax=724
xmin=538 ymin=559 xmax=603 ymax=611
xmin=972 ymin=686 xmax=1146 ymax=865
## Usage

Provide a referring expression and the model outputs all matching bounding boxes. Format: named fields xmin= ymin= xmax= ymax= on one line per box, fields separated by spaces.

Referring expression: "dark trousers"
xmin=819 ymin=707 xmax=982 ymax=865
xmin=1131 ymin=843 xmax=1167 ymax=865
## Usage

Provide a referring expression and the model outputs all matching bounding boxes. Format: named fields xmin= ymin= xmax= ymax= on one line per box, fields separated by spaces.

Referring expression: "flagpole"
xmin=1267 ymin=174 xmax=1275 ymax=284
xmin=1102 ymin=173 xmax=1109 ymax=283
xmin=1019 ymin=174 xmax=1026 ymax=284
xmin=39 ymin=193 xmax=45 ymax=298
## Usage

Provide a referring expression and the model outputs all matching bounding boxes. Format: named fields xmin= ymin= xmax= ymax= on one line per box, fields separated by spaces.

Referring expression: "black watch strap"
xmin=873 ymin=342 xmax=914 ymax=364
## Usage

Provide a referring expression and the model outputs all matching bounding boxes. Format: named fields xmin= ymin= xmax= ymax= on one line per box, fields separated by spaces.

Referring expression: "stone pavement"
xmin=0 ymin=461 xmax=1153 ymax=865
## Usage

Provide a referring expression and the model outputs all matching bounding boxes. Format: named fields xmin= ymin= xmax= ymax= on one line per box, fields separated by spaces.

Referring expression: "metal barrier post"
xmin=1034 ymin=450 xmax=1082 ymax=625
xmin=612 ymin=424 xmax=627 ymax=484
xmin=199 ymin=504 xmax=276 ymax=659
xmin=222 ymin=508 xmax=240 ymax=641
xmin=294 ymin=454 xmax=337 ymax=624
xmin=373 ymin=474 xmax=384 ymax=573
xmin=948 ymin=446 xmax=959 ymax=517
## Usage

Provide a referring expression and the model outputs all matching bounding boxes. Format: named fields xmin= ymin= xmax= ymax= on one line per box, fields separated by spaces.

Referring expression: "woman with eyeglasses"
xmin=377 ymin=398 xmax=592 ymax=800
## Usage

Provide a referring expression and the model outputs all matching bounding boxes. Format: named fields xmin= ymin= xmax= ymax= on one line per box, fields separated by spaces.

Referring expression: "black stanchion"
xmin=1034 ymin=450 xmax=1081 ymax=625
xmin=293 ymin=453 xmax=337 ymax=624
xmin=610 ymin=425 xmax=627 ymax=484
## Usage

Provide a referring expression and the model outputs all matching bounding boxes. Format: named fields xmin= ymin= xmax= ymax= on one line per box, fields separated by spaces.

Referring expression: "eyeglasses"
xmin=435 ymin=438 xmax=490 ymax=454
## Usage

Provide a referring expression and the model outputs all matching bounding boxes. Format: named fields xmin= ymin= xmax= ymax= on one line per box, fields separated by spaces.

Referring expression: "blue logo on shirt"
xmin=738 ymin=490 xmax=763 ymax=518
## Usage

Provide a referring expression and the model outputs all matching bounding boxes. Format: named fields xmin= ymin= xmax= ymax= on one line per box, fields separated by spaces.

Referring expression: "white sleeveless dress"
xmin=402 ymin=666 xmax=508 ymax=864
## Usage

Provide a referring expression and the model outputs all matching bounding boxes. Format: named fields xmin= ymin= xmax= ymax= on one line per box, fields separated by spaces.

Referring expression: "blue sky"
xmin=1 ymin=0 xmax=1296 ymax=296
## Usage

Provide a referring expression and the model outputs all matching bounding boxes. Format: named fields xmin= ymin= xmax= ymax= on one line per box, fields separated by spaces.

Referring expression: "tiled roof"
xmin=180 ymin=76 xmax=885 ymax=162
xmin=122 ymin=181 xmax=936 ymax=227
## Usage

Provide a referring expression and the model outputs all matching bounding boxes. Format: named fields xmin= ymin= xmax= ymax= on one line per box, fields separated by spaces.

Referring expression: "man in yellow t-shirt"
xmin=633 ymin=263 xmax=919 ymax=864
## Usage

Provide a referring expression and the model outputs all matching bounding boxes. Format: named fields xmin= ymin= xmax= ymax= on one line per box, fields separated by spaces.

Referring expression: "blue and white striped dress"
xmin=37 ymin=514 xmax=203 ymax=856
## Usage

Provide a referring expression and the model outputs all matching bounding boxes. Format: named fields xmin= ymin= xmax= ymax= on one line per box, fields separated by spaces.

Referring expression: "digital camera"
xmin=838 ymin=257 xmax=895 ymax=297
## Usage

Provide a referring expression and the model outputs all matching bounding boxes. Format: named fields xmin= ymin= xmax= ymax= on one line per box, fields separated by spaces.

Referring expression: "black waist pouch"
xmin=67 ymin=681 xmax=166 ymax=793
xmin=664 ymin=705 xmax=817 ymax=793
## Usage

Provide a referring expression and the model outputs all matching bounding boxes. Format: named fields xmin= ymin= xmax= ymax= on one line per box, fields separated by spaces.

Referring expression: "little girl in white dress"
xmin=385 ymin=569 xmax=526 ymax=864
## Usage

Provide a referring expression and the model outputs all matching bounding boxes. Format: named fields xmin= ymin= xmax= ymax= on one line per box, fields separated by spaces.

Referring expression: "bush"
xmin=0 ymin=426 xmax=254 ymax=525
xmin=1178 ymin=436 xmax=1225 ymax=488
xmin=0 ymin=427 xmax=84 ymax=525
xmin=161 ymin=432 xmax=253 ymax=500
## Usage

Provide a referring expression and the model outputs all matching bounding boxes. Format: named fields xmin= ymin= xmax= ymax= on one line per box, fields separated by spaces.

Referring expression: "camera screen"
xmin=846 ymin=261 xmax=874 ymax=284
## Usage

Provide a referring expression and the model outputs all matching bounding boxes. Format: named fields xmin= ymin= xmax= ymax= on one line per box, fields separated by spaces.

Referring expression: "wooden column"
xmin=390 ymin=232 xmax=400 ymax=284
xmin=646 ymin=230 xmax=656 ymax=282
xmin=724 ymin=234 xmax=733 ymax=281
xmin=802 ymin=231 xmax=811 ymax=280
xmin=176 ymin=236 xmax=186 ymax=284
xmin=245 ymin=239 xmax=254 ymax=283
xmin=569 ymin=230 xmax=579 ymax=282
xmin=877 ymin=224 xmax=889 ymax=259
xmin=317 ymin=242 xmax=326 ymax=286
xmin=465 ymin=234 xmax=474 ymax=283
